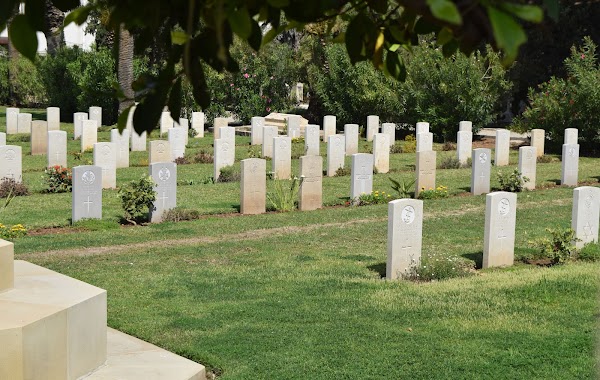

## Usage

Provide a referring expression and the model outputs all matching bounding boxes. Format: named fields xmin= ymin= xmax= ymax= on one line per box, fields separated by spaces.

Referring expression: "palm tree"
xmin=118 ymin=25 xmax=135 ymax=113
xmin=43 ymin=0 xmax=64 ymax=56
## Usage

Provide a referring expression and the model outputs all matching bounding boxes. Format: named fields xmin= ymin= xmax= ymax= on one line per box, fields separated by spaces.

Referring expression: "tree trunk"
xmin=118 ymin=25 xmax=135 ymax=114
xmin=43 ymin=0 xmax=64 ymax=56
xmin=7 ymin=6 xmax=19 ymax=106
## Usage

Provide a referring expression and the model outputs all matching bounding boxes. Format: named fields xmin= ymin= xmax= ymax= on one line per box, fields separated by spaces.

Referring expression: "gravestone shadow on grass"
xmin=367 ymin=262 xmax=386 ymax=278
xmin=461 ymin=251 xmax=483 ymax=269
xmin=459 ymin=186 xmax=471 ymax=192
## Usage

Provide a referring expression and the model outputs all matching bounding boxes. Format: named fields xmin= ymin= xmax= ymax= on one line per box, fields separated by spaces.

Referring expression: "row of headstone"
xmin=5 ymin=107 xmax=65 ymax=135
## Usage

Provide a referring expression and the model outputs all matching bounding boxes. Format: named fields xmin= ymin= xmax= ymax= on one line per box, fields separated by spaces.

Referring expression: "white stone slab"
xmin=387 ymin=199 xmax=423 ymax=280
xmin=219 ymin=126 xmax=236 ymax=145
xmin=149 ymin=140 xmax=171 ymax=164
xmin=93 ymin=143 xmax=117 ymax=189
xmin=160 ymin=112 xmax=173 ymax=136
xmin=89 ymin=106 xmax=102 ymax=127
xmin=366 ymin=115 xmax=379 ymax=142
xmin=416 ymin=122 xmax=429 ymax=134
xmin=213 ymin=139 xmax=235 ymax=180
xmin=530 ymin=129 xmax=545 ymax=157
xmin=299 ymin=155 xmax=322 ymax=211
xmin=483 ymin=191 xmax=517 ymax=268
xmin=81 ymin=120 xmax=98 ymax=152
xmin=240 ymin=158 xmax=266 ymax=215
xmin=344 ymin=124 xmax=359 ymax=156
xmin=272 ymin=136 xmax=292 ymax=180
xmin=323 ymin=115 xmax=336 ymax=142
xmin=17 ymin=113 xmax=32 ymax=134
xmin=416 ymin=132 xmax=433 ymax=152
xmin=149 ymin=162 xmax=177 ymax=223
xmin=131 ymin=130 xmax=147 ymax=152
xmin=213 ymin=118 xmax=229 ymax=138
xmin=0 ymin=132 xmax=5 ymax=146
xmin=416 ymin=150 xmax=436 ymax=197
xmin=572 ymin=186 xmax=600 ymax=249
xmin=304 ymin=124 xmax=320 ymax=156
xmin=564 ymin=128 xmax=578 ymax=145
xmin=351 ymin=153 xmax=373 ymax=199
xmin=561 ymin=144 xmax=579 ymax=186
xmin=494 ymin=129 xmax=510 ymax=166
xmin=518 ymin=146 xmax=536 ymax=190
xmin=382 ymin=123 xmax=396 ymax=146
xmin=373 ymin=133 xmax=390 ymax=174
xmin=46 ymin=107 xmax=60 ymax=131
xmin=471 ymin=148 xmax=491 ymax=195
xmin=261 ymin=126 xmax=278 ymax=158
xmin=0 ymin=146 xmax=22 ymax=181
xmin=6 ymin=108 xmax=19 ymax=134
xmin=251 ymin=117 xmax=264 ymax=145
xmin=168 ymin=127 xmax=186 ymax=161
xmin=457 ymin=131 xmax=472 ymax=165
xmin=47 ymin=130 xmax=67 ymax=168
xmin=287 ymin=115 xmax=301 ymax=138
xmin=179 ymin=118 xmax=189 ymax=145
xmin=459 ymin=120 xmax=472 ymax=132
xmin=111 ymin=129 xmax=130 ymax=168
xmin=73 ymin=112 xmax=88 ymax=140
xmin=30 ymin=121 xmax=48 ymax=156
xmin=191 ymin=112 xmax=205 ymax=138
xmin=327 ymin=134 xmax=346 ymax=177
xmin=72 ymin=165 xmax=102 ymax=222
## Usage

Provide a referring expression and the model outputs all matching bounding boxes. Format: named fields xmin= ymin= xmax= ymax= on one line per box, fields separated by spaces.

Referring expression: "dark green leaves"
xmin=385 ymin=52 xmax=406 ymax=81
xmin=168 ymin=77 xmax=182 ymax=122
xmin=228 ymin=7 xmax=252 ymax=39
xmin=500 ymin=3 xmax=543 ymax=23
xmin=487 ymin=7 xmax=527 ymax=64
xmin=0 ymin=0 xmax=18 ymax=32
xmin=52 ymin=0 xmax=81 ymax=12
xmin=117 ymin=106 xmax=132 ymax=133
xmin=63 ymin=4 xmax=94 ymax=26
xmin=25 ymin=0 xmax=46 ymax=31
xmin=426 ymin=0 xmax=462 ymax=25
xmin=345 ymin=13 xmax=377 ymax=64
xmin=9 ymin=15 xmax=38 ymax=61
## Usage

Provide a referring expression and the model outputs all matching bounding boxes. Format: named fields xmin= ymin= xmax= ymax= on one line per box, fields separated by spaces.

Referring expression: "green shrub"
xmin=354 ymin=190 xmax=393 ymax=206
xmin=0 ymin=223 xmax=27 ymax=240
xmin=512 ymin=37 xmax=600 ymax=146
xmin=533 ymin=228 xmax=579 ymax=265
xmin=438 ymin=156 xmax=461 ymax=169
xmin=334 ymin=166 xmax=351 ymax=177
xmin=389 ymin=177 xmax=415 ymax=198
xmin=118 ymin=175 xmax=156 ymax=224
xmin=407 ymin=253 xmax=475 ymax=281
xmin=217 ymin=165 xmax=240 ymax=183
xmin=77 ymin=47 xmax=118 ymax=125
xmin=163 ymin=208 xmax=201 ymax=222
xmin=0 ymin=50 xmax=8 ymax=104
xmin=577 ymin=243 xmax=600 ymax=262
xmin=402 ymin=135 xmax=416 ymax=153
xmin=8 ymin=56 xmax=46 ymax=107
xmin=44 ymin=165 xmax=72 ymax=193
xmin=389 ymin=144 xmax=403 ymax=154
xmin=418 ymin=185 xmax=449 ymax=200
xmin=267 ymin=177 xmax=299 ymax=212
xmin=497 ymin=169 xmax=529 ymax=192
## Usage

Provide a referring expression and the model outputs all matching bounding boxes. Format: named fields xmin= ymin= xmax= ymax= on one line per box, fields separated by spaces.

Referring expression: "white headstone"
xmin=564 ymin=128 xmax=578 ymax=145
xmin=366 ymin=115 xmax=379 ymax=142
xmin=219 ymin=126 xmax=236 ymax=145
xmin=304 ymin=124 xmax=320 ymax=156
xmin=111 ymin=129 xmax=130 ymax=168
xmin=31 ymin=120 xmax=48 ymax=156
xmin=561 ymin=144 xmax=579 ymax=186
xmin=191 ymin=112 xmax=205 ymax=138
xmin=459 ymin=121 xmax=472 ymax=132
xmin=160 ymin=111 xmax=173 ymax=136
xmin=149 ymin=162 xmax=177 ymax=223
xmin=471 ymin=148 xmax=491 ymax=195
xmin=0 ymin=146 xmax=22 ymax=181
xmin=416 ymin=150 xmax=436 ymax=197
xmin=131 ymin=130 xmax=147 ymax=151
xmin=457 ymin=130 xmax=472 ymax=165
xmin=416 ymin=132 xmax=433 ymax=152
xmin=518 ymin=146 xmax=536 ymax=190
xmin=81 ymin=120 xmax=98 ymax=152
xmin=251 ymin=117 xmax=265 ymax=145
xmin=93 ymin=142 xmax=117 ymax=189
xmin=387 ymin=199 xmax=423 ymax=280
xmin=6 ymin=107 xmax=19 ymax=134
xmin=494 ymin=129 xmax=510 ymax=166
xmin=47 ymin=107 xmax=60 ymax=131
xmin=299 ymin=155 xmax=323 ymax=211
xmin=0 ymin=132 xmax=5 ymax=146
xmin=323 ymin=115 xmax=336 ymax=142
xmin=213 ymin=139 xmax=236 ymax=180
xmin=327 ymin=134 xmax=346 ymax=177
xmin=240 ymin=158 xmax=266 ymax=215
xmin=373 ymin=133 xmax=390 ymax=174
xmin=17 ymin=113 xmax=32 ymax=134
xmin=351 ymin=153 xmax=374 ymax=199
xmin=125 ymin=104 xmax=135 ymax=134
xmin=47 ymin=130 xmax=67 ymax=168
xmin=73 ymin=112 xmax=88 ymax=140
xmin=179 ymin=117 xmax=190 ymax=145
xmin=382 ymin=123 xmax=396 ymax=146
xmin=344 ymin=124 xmax=359 ymax=156
xmin=416 ymin=122 xmax=429 ymax=134
xmin=483 ymin=191 xmax=517 ymax=268
xmin=262 ymin=126 xmax=278 ymax=158
xmin=88 ymin=106 xmax=102 ymax=127
xmin=168 ymin=127 xmax=186 ymax=161
xmin=272 ymin=136 xmax=292 ymax=179
xmin=530 ymin=129 xmax=545 ymax=157
xmin=149 ymin=140 xmax=171 ymax=164
xmin=213 ymin=117 xmax=229 ymax=138
xmin=572 ymin=186 xmax=600 ymax=249
xmin=72 ymin=165 xmax=102 ymax=222
xmin=296 ymin=82 xmax=304 ymax=102
xmin=287 ymin=115 xmax=301 ymax=138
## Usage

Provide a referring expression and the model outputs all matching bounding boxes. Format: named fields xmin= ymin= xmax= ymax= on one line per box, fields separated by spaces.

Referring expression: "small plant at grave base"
xmin=292 ymin=136 xmax=304 ymax=144
xmin=0 ymin=178 xmax=30 ymax=198
xmin=402 ymin=134 xmax=417 ymax=153
xmin=83 ymin=148 xmax=93 ymax=154
xmin=389 ymin=144 xmax=403 ymax=154
xmin=72 ymin=151 xmax=83 ymax=161
xmin=354 ymin=190 xmax=392 ymax=206
xmin=418 ymin=186 xmax=449 ymax=200
xmin=537 ymin=155 xmax=555 ymax=164
xmin=138 ymin=158 xmax=149 ymax=167
xmin=191 ymin=150 xmax=214 ymax=164
xmin=217 ymin=165 xmax=241 ymax=183
xmin=267 ymin=177 xmax=300 ymax=212
xmin=247 ymin=146 xmax=261 ymax=158
xmin=438 ymin=156 xmax=461 ymax=169
xmin=188 ymin=128 xmax=198 ymax=139
xmin=0 ymin=223 xmax=28 ymax=240
xmin=201 ymin=176 xmax=215 ymax=184
xmin=442 ymin=141 xmax=456 ymax=151
xmin=497 ymin=169 xmax=529 ymax=192
xmin=163 ymin=208 xmax=202 ymax=222
xmin=577 ymin=243 xmax=600 ymax=262
xmin=334 ymin=166 xmax=351 ymax=177
xmin=118 ymin=175 xmax=156 ymax=225
xmin=405 ymin=253 xmax=475 ymax=282
xmin=532 ymin=228 xmax=579 ymax=265
xmin=174 ymin=156 xmax=191 ymax=165
xmin=44 ymin=165 xmax=73 ymax=193
xmin=389 ymin=177 xmax=415 ymax=198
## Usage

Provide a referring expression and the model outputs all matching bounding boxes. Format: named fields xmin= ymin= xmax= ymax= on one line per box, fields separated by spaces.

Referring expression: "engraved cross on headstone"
xmin=159 ymin=191 xmax=169 ymax=208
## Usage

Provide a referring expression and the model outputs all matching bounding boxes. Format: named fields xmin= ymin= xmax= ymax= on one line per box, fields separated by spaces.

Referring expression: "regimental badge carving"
xmin=157 ymin=143 xmax=166 ymax=153
xmin=5 ymin=149 xmax=16 ymax=161
xmin=101 ymin=144 xmax=111 ymax=156
xmin=250 ymin=162 xmax=258 ymax=174
xmin=158 ymin=167 xmax=170 ymax=182
xmin=479 ymin=152 xmax=488 ymax=164
xmin=222 ymin=142 xmax=230 ymax=152
xmin=82 ymin=170 xmax=96 ymax=185
xmin=498 ymin=198 xmax=510 ymax=216
xmin=526 ymin=149 xmax=533 ymax=160
xmin=401 ymin=205 xmax=416 ymax=224
xmin=569 ymin=147 xmax=576 ymax=157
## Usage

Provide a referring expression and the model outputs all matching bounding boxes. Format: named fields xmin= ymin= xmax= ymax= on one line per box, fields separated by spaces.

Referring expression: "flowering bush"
xmin=406 ymin=253 xmax=475 ymax=281
xmin=354 ymin=190 xmax=393 ymax=206
xmin=0 ymin=223 xmax=27 ymax=240
xmin=512 ymin=37 xmax=600 ymax=145
xmin=418 ymin=185 xmax=449 ymax=200
xmin=44 ymin=165 xmax=72 ymax=193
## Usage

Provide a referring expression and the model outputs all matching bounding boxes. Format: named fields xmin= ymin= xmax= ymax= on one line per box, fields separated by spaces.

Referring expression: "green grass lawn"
xmin=2 ymin=106 xmax=600 ymax=379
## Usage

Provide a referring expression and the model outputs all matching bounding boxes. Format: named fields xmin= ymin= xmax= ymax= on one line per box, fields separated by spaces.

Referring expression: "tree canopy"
xmin=1 ymin=0 xmax=558 ymax=134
